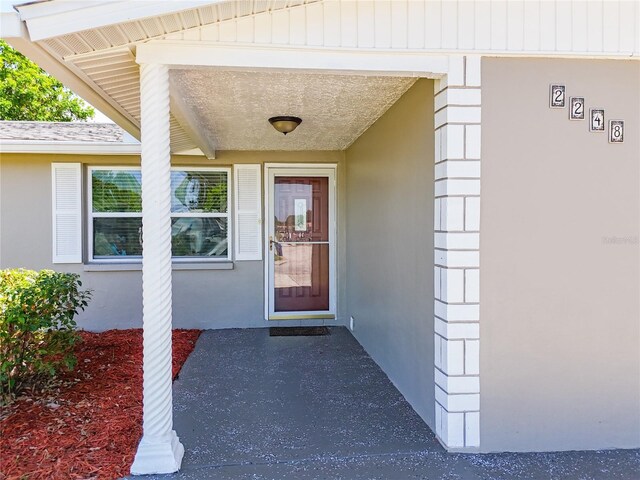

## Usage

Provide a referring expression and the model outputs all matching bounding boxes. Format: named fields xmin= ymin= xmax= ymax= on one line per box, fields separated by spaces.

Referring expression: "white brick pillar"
xmin=433 ymin=56 xmax=482 ymax=451
xmin=131 ymin=63 xmax=184 ymax=475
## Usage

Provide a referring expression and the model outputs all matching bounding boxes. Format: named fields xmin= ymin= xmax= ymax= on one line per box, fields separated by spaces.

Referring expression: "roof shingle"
xmin=0 ymin=121 xmax=134 ymax=143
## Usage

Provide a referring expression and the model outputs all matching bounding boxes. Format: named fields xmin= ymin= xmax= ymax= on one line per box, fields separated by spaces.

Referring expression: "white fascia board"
xmin=1 ymin=141 xmax=141 ymax=155
xmin=136 ymin=42 xmax=451 ymax=77
xmin=16 ymin=0 xmax=223 ymax=41
xmin=1 ymin=34 xmax=140 ymax=140
xmin=14 ymin=1 xmax=100 ymax=19
xmin=1 ymin=11 xmax=25 ymax=38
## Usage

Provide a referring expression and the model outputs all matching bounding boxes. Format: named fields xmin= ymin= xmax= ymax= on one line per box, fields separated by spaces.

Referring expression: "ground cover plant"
xmin=0 ymin=329 xmax=201 ymax=479
xmin=1 ymin=269 xmax=91 ymax=401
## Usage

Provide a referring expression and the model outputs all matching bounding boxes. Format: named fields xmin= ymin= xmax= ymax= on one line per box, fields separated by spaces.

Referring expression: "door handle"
xmin=269 ymin=236 xmax=278 ymax=252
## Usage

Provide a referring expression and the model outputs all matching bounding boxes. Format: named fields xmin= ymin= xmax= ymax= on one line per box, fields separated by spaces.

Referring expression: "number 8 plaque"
xmin=609 ymin=120 xmax=624 ymax=143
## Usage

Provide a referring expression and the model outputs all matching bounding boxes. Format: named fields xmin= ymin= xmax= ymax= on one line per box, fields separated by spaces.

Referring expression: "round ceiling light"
xmin=268 ymin=116 xmax=302 ymax=135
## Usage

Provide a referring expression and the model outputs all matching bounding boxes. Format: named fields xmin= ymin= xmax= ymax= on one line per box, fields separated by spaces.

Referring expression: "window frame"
xmin=87 ymin=165 xmax=232 ymax=264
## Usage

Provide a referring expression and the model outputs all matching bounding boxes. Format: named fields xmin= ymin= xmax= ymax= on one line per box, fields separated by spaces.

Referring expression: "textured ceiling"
xmin=170 ymin=70 xmax=416 ymax=151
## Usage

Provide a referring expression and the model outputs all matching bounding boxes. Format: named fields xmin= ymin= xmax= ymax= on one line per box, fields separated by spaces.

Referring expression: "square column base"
xmin=130 ymin=430 xmax=184 ymax=475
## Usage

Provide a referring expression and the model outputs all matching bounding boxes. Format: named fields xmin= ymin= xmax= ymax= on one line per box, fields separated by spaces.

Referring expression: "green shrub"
xmin=0 ymin=269 xmax=92 ymax=401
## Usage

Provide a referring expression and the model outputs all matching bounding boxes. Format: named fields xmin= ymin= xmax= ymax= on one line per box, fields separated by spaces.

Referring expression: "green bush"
xmin=0 ymin=269 xmax=92 ymax=401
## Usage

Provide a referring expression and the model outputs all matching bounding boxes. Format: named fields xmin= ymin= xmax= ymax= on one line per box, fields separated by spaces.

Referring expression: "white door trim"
xmin=263 ymin=163 xmax=337 ymax=321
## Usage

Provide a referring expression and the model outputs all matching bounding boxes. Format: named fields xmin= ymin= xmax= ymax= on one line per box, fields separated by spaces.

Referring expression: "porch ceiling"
xmin=170 ymin=69 xmax=416 ymax=151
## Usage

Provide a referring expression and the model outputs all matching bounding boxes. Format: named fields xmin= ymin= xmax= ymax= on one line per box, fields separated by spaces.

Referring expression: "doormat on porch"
xmin=269 ymin=326 xmax=330 ymax=336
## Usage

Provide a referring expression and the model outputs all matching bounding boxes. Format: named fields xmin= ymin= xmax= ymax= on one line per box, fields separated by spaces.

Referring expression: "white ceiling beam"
xmin=137 ymin=42 xmax=451 ymax=77
xmin=169 ymin=80 xmax=217 ymax=160
xmin=15 ymin=0 xmax=223 ymax=42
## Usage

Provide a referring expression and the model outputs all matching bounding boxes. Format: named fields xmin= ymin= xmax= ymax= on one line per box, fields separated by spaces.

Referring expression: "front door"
xmin=265 ymin=165 xmax=336 ymax=320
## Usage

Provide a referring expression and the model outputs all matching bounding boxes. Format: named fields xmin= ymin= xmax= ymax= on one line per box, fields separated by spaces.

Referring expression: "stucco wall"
xmin=345 ymin=79 xmax=436 ymax=428
xmin=481 ymin=58 xmax=640 ymax=452
xmin=0 ymin=151 xmax=347 ymax=331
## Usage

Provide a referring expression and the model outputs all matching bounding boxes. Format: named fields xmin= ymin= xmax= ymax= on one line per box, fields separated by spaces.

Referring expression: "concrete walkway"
xmin=133 ymin=328 xmax=639 ymax=479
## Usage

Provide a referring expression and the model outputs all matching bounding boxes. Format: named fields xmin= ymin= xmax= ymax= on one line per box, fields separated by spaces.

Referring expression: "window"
xmin=88 ymin=167 xmax=230 ymax=262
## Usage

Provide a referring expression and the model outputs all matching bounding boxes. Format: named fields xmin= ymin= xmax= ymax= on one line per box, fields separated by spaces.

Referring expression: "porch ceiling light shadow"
xmin=269 ymin=116 xmax=302 ymax=135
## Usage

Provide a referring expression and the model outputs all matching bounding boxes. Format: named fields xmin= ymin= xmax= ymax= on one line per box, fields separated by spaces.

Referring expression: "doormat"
xmin=269 ymin=327 xmax=330 ymax=336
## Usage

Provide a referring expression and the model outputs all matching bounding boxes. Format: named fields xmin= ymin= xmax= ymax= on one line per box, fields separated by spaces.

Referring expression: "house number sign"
xmin=549 ymin=84 xmax=565 ymax=108
xmin=549 ymin=84 xmax=627 ymax=144
xmin=590 ymin=109 xmax=605 ymax=132
xmin=569 ymin=97 xmax=585 ymax=120
xmin=609 ymin=120 xmax=624 ymax=143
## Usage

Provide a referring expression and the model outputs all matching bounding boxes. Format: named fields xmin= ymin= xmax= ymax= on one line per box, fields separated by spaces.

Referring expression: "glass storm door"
xmin=266 ymin=167 xmax=335 ymax=320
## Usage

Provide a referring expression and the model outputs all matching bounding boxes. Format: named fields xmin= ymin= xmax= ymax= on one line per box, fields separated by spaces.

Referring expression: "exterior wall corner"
xmin=434 ymin=55 xmax=482 ymax=451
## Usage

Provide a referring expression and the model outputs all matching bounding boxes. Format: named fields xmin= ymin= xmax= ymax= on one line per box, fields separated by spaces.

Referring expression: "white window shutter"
xmin=234 ymin=164 xmax=262 ymax=261
xmin=52 ymin=163 xmax=82 ymax=263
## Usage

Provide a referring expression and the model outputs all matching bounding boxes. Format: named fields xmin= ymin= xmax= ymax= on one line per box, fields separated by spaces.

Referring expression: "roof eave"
xmin=0 ymin=140 xmax=141 ymax=155
xmin=0 ymin=11 xmax=26 ymax=38
xmin=15 ymin=0 xmax=222 ymax=42
xmin=1 ymin=15 xmax=141 ymax=140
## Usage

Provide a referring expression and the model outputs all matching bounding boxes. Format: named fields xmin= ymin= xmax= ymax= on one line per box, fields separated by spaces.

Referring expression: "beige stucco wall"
xmin=345 ymin=79 xmax=436 ymax=428
xmin=481 ymin=58 xmax=640 ymax=452
xmin=0 ymin=150 xmax=347 ymax=331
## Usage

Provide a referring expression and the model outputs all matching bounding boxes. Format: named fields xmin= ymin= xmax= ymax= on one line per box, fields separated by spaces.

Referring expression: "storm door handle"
xmin=269 ymin=236 xmax=280 ymax=251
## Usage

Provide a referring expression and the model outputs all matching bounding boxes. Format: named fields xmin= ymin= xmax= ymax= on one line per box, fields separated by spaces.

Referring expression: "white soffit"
xmin=171 ymin=69 xmax=416 ymax=151
xmin=31 ymin=0 xmax=321 ymax=57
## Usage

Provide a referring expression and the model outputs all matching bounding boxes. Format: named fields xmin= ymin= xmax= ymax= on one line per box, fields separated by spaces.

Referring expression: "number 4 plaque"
xmin=590 ymin=109 xmax=605 ymax=132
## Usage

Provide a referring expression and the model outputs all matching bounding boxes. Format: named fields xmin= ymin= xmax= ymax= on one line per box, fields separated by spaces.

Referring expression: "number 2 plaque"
xmin=569 ymin=97 xmax=585 ymax=120
xmin=550 ymin=84 xmax=565 ymax=108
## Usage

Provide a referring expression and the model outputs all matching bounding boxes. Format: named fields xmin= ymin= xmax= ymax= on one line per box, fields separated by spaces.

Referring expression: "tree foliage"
xmin=0 ymin=40 xmax=94 ymax=121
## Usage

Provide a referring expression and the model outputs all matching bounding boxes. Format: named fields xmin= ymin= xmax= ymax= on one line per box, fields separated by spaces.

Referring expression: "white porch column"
xmin=433 ymin=56 xmax=482 ymax=452
xmin=131 ymin=63 xmax=184 ymax=475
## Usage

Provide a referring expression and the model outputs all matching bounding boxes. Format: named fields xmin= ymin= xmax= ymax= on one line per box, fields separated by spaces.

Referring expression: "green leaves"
xmin=91 ymin=170 xmax=142 ymax=212
xmin=0 ymin=40 xmax=95 ymax=121
xmin=172 ymin=171 xmax=228 ymax=213
xmin=0 ymin=269 xmax=92 ymax=403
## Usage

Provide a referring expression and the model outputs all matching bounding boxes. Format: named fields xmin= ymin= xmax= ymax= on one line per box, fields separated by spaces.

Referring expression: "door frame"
xmin=263 ymin=163 xmax=337 ymax=321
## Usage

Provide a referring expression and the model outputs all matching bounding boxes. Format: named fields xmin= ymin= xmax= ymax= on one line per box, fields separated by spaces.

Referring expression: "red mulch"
xmin=0 ymin=329 xmax=201 ymax=480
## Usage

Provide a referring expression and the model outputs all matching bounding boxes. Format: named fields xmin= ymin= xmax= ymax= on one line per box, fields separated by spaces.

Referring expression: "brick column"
xmin=130 ymin=63 xmax=184 ymax=475
xmin=433 ymin=56 xmax=482 ymax=451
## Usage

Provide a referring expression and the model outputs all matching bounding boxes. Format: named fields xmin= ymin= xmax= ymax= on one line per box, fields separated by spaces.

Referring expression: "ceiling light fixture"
xmin=268 ymin=116 xmax=302 ymax=135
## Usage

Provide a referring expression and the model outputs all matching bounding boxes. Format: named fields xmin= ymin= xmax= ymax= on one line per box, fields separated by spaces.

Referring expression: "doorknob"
xmin=269 ymin=236 xmax=277 ymax=252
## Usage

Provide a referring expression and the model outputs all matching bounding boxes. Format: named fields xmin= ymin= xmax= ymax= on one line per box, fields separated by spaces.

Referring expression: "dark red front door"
xmin=273 ymin=177 xmax=330 ymax=312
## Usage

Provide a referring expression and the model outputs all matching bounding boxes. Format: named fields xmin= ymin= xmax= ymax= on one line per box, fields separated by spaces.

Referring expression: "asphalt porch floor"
xmin=130 ymin=327 xmax=639 ymax=480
